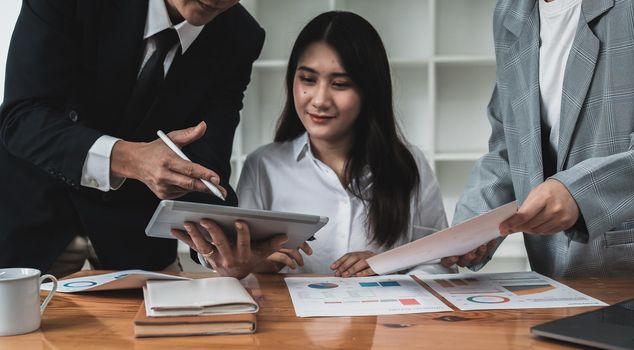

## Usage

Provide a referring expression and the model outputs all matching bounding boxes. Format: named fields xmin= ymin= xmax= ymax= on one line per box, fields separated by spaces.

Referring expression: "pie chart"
xmin=308 ymin=282 xmax=339 ymax=289
xmin=466 ymin=295 xmax=510 ymax=304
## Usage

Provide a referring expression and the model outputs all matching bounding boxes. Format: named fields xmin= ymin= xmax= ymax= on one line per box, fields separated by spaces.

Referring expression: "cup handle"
xmin=39 ymin=274 xmax=58 ymax=314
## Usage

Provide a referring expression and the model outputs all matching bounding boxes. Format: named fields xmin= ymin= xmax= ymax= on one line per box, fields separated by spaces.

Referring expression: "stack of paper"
xmin=41 ymin=270 xmax=190 ymax=293
xmin=134 ymin=277 xmax=258 ymax=337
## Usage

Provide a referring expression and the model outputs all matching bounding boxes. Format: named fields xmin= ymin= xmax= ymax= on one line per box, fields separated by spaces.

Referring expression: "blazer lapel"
xmin=557 ymin=0 xmax=614 ymax=170
xmin=132 ymin=17 xmax=225 ymax=140
xmin=95 ymin=0 xmax=147 ymax=135
xmin=503 ymin=1 xmax=545 ymax=190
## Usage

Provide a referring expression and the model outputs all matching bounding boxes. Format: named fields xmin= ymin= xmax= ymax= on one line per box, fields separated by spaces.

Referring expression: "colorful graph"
xmin=321 ymin=298 xmax=420 ymax=306
xmin=308 ymin=282 xmax=339 ymax=289
xmin=502 ymin=284 xmax=555 ymax=296
xmin=359 ymin=281 xmax=401 ymax=287
xmin=466 ymin=295 xmax=510 ymax=304
xmin=434 ymin=278 xmax=481 ymax=288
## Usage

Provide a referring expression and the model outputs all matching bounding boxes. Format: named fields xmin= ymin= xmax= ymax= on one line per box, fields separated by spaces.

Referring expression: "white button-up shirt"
xmin=237 ymin=133 xmax=452 ymax=275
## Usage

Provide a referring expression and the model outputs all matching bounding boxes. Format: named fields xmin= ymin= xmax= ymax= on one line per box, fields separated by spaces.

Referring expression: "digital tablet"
xmin=145 ymin=200 xmax=328 ymax=249
xmin=531 ymin=298 xmax=634 ymax=350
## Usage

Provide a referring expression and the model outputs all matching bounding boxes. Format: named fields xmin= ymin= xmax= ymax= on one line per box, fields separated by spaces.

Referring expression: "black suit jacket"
xmin=0 ymin=0 xmax=264 ymax=272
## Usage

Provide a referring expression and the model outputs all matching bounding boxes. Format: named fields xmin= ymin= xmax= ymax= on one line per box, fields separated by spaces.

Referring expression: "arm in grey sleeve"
xmin=453 ymin=84 xmax=516 ymax=271
xmin=551 ymin=149 xmax=634 ymax=243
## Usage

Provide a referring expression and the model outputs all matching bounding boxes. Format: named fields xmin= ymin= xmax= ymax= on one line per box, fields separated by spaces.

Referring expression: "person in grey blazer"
xmin=441 ymin=0 xmax=634 ymax=277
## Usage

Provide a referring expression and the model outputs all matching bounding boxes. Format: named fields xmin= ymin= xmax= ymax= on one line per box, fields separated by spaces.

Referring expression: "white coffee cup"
xmin=0 ymin=268 xmax=58 ymax=336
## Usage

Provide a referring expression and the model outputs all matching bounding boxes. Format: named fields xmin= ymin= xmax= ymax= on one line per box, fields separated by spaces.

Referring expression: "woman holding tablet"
xmin=173 ymin=11 xmax=452 ymax=277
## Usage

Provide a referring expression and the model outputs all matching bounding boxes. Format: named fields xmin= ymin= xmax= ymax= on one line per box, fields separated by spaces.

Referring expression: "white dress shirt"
xmin=80 ymin=0 xmax=204 ymax=191
xmin=234 ymin=133 xmax=452 ymax=275
xmin=538 ymin=0 xmax=581 ymax=153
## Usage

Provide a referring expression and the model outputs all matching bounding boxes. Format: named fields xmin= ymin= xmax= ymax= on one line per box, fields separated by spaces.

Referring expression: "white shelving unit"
xmin=231 ymin=0 xmax=529 ymax=272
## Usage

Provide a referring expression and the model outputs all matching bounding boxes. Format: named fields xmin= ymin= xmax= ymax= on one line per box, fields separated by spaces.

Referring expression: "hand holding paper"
xmin=499 ymin=179 xmax=579 ymax=235
xmin=366 ymin=202 xmax=518 ymax=275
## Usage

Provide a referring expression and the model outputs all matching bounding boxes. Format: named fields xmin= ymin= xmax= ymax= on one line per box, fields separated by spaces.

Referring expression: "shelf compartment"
xmin=434 ymin=160 xmax=475 ymax=224
xmin=243 ymin=0 xmax=332 ymax=61
xmin=392 ymin=66 xmax=432 ymax=152
xmin=336 ymin=0 xmax=432 ymax=60
xmin=240 ymin=69 xmax=286 ymax=155
xmin=435 ymin=64 xmax=495 ymax=154
xmin=435 ymin=0 xmax=496 ymax=56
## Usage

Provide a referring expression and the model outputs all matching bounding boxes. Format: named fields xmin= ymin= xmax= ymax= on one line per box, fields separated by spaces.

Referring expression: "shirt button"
xmin=90 ymin=179 xmax=99 ymax=187
xmin=69 ymin=110 xmax=79 ymax=122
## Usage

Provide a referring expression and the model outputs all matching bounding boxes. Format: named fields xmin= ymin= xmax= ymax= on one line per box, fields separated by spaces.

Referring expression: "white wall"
xmin=0 ymin=1 xmax=21 ymax=104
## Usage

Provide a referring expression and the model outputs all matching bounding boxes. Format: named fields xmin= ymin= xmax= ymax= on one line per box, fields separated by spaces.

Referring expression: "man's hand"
xmin=440 ymin=239 xmax=498 ymax=268
xmin=171 ymin=219 xmax=288 ymax=279
xmin=499 ymin=179 xmax=579 ymax=235
xmin=111 ymin=121 xmax=227 ymax=199
xmin=331 ymin=251 xmax=377 ymax=277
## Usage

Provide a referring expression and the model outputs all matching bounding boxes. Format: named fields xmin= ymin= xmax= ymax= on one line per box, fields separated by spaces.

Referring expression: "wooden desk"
xmin=1 ymin=272 xmax=632 ymax=349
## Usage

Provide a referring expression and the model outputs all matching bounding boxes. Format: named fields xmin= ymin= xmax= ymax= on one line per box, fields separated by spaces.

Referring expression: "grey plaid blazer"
xmin=453 ymin=0 xmax=634 ymax=277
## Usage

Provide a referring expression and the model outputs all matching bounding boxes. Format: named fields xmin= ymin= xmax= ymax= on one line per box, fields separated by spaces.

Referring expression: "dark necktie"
xmin=119 ymin=28 xmax=180 ymax=138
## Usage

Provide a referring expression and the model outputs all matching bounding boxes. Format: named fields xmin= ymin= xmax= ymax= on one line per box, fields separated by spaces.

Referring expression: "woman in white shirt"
xmin=174 ymin=11 xmax=451 ymax=277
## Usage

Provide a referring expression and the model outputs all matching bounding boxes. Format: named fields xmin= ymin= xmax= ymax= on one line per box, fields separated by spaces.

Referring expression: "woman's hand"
xmin=331 ymin=251 xmax=377 ymax=277
xmin=171 ymin=219 xmax=287 ymax=279
xmin=440 ymin=239 xmax=497 ymax=268
xmin=264 ymin=242 xmax=313 ymax=271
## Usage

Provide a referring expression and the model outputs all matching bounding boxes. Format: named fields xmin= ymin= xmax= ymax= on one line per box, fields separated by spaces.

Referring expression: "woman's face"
xmin=293 ymin=41 xmax=362 ymax=146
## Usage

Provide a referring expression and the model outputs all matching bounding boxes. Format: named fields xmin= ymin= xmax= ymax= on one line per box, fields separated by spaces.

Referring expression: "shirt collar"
xmin=292 ymin=132 xmax=311 ymax=161
xmin=144 ymin=0 xmax=205 ymax=54
xmin=291 ymin=132 xmax=372 ymax=192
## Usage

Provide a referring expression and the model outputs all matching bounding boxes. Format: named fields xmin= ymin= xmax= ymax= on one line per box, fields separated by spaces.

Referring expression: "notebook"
xmin=133 ymin=302 xmax=256 ymax=338
xmin=144 ymin=277 xmax=259 ymax=317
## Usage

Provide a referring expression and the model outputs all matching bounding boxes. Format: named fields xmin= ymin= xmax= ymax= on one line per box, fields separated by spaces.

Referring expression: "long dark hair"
xmin=274 ymin=11 xmax=420 ymax=248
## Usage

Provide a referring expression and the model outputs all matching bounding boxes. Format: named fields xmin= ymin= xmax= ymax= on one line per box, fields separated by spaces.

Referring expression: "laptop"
xmin=531 ymin=298 xmax=634 ymax=350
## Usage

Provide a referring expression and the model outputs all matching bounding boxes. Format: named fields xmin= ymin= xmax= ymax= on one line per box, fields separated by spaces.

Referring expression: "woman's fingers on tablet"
xmin=170 ymin=228 xmax=195 ymax=251
xmin=200 ymin=219 xmax=234 ymax=266
xmin=183 ymin=222 xmax=213 ymax=255
xmin=234 ymin=221 xmax=251 ymax=265
xmin=254 ymin=234 xmax=288 ymax=259
xmin=280 ymin=248 xmax=304 ymax=267
xmin=299 ymin=242 xmax=312 ymax=255
xmin=268 ymin=252 xmax=297 ymax=270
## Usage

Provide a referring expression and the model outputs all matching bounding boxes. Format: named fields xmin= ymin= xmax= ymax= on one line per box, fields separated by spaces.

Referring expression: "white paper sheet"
xmin=367 ymin=202 xmax=518 ymax=274
xmin=284 ymin=275 xmax=452 ymax=317
xmin=40 ymin=269 xmax=190 ymax=293
xmin=418 ymin=271 xmax=607 ymax=310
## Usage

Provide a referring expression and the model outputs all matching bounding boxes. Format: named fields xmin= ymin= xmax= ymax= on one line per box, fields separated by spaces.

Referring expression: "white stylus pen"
xmin=156 ymin=130 xmax=225 ymax=201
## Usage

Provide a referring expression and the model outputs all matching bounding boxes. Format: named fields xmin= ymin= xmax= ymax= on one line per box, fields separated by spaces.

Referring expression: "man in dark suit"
xmin=0 ymin=0 xmax=273 ymax=276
